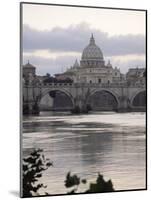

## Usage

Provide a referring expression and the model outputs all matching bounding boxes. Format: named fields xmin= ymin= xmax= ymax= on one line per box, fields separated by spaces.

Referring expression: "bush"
xmin=64 ymin=172 xmax=114 ymax=194
xmin=22 ymin=149 xmax=114 ymax=196
xmin=86 ymin=173 xmax=114 ymax=193
xmin=22 ymin=149 xmax=52 ymax=197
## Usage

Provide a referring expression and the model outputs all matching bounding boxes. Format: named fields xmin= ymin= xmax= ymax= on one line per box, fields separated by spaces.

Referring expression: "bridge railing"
xmin=23 ymin=81 xmax=146 ymax=88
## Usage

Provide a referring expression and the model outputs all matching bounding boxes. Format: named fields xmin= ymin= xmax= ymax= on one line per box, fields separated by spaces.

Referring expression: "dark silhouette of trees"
xmin=86 ymin=173 xmax=114 ymax=193
xmin=22 ymin=149 xmax=52 ymax=197
xmin=65 ymin=172 xmax=87 ymax=194
xmin=143 ymin=70 xmax=146 ymax=77
xmin=46 ymin=73 xmax=50 ymax=77
xmin=22 ymin=149 xmax=115 ymax=197
xmin=43 ymin=76 xmax=73 ymax=84
xmin=64 ymin=172 xmax=114 ymax=194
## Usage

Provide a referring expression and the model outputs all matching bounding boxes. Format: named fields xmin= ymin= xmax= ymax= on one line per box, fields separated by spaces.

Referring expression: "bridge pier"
xmin=23 ymin=101 xmax=40 ymax=115
xmin=71 ymin=97 xmax=91 ymax=114
xmin=117 ymin=96 xmax=131 ymax=112
xmin=23 ymin=82 xmax=146 ymax=114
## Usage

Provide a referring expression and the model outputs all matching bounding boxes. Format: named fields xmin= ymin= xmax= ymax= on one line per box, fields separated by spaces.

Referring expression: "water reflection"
xmin=23 ymin=112 xmax=146 ymax=194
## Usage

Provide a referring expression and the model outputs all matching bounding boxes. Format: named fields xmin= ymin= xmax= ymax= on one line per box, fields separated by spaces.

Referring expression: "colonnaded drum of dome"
xmin=21 ymin=3 xmax=146 ymax=198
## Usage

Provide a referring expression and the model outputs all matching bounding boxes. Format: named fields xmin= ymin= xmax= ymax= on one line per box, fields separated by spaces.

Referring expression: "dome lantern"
xmin=89 ymin=33 xmax=95 ymax=45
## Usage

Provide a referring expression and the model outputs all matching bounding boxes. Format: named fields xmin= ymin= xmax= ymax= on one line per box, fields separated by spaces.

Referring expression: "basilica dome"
xmin=81 ymin=34 xmax=104 ymax=61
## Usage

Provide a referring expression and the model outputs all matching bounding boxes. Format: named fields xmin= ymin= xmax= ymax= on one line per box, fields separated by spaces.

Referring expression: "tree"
xmin=64 ymin=172 xmax=114 ymax=194
xmin=143 ymin=70 xmax=146 ymax=77
xmin=46 ymin=73 xmax=50 ymax=77
xmin=86 ymin=173 xmax=114 ymax=193
xmin=22 ymin=149 xmax=52 ymax=197
xmin=22 ymin=149 xmax=114 ymax=197
xmin=64 ymin=172 xmax=86 ymax=194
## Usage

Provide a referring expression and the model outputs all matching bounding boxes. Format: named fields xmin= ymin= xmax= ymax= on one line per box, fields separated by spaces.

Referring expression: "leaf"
xmin=81 ymin=179 xmax=87 ymax=184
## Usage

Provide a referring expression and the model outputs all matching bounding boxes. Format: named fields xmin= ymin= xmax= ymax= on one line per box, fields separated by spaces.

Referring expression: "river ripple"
xmin=22 ymin=112 xmax=146 ymax=195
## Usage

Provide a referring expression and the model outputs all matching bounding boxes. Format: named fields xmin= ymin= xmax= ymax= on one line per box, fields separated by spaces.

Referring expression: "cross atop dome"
xmin=89 ymin=33 xmax=95 ymax=45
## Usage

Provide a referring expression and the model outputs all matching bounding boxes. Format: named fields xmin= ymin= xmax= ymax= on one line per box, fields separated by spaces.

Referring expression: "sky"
xmin=22 ymin=3 xmax=146 ymax=75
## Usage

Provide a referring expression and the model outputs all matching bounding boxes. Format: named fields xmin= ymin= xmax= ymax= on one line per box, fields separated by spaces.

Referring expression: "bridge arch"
xmin=86 ymin=88 xmax=120 ymax=111
xmin=37 ymin=88 xmax=74 ymax=110
xmin=131 ymin=89 xmax=146 ymax=107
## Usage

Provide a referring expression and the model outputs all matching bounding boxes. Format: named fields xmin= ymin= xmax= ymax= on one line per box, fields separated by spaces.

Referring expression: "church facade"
xmin=22 ymin=34 xmax=146 ymax=112
xmin=62 ymin=34 xmax=124 ymax=84
xmin=23 ymin=34 xmax=145 ymax=86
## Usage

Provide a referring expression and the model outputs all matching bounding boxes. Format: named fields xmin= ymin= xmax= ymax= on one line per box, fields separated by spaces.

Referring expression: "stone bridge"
xmin=23 ymin=82 xmax=146 ymax=114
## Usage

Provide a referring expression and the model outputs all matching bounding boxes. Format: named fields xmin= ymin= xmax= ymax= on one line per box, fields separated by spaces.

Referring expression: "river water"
xmin=22 ymin=112 xmax=146 ymax=195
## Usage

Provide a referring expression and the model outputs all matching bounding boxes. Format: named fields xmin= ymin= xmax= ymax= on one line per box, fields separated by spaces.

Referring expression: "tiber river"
xmin=23 ymin=112 xmax=146 ymax=195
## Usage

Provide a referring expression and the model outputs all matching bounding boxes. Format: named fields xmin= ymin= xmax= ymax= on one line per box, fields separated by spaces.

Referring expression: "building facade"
xmin=126 ymin=68 xmax=146 ymax=85
xmin=22 ymin=34 xmax=146 ymax=113
xmin=62 ymin=34 xmax=125 ymax=84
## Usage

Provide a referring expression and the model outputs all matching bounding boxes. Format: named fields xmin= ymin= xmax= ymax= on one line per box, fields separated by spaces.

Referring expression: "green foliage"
xmin=46 ymin=73 xmax=50 ymax=77
xmin=81 ymin=178 xmax=87 ymax=184
xmin=143 ymin=70 xmax=146 ymax=77
xmin=65 ymin=172 xmax=80 ymax=188
xmin=86 ymin=173 xmax=114 ymax=193
xmin=64 ymin=172 xmax=114 ymax=194
xmin=23 ymin=149 xmax=52 ymax=197
xmin=22 ymin=149 xmax=114 ymax=197
xmin=65 ymin=172 xmax=87 ymax=194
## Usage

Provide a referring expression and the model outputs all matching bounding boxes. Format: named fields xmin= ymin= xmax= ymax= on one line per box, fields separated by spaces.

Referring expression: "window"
xmin=98 ymin=78 xmax=101 ymax=83
xmin=90 ymin=80 xmax=92 ymax=84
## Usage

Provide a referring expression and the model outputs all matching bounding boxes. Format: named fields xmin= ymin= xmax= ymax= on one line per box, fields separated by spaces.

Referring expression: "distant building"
xmin=63 ymin=34 xmax=125 ymax=84
xmin=22 ymin=34 xmax=145 ymax=86
xmin=126 ymin=68 xmax=145 ymax=84
xmin=23 ymin=61 xmax=36 ymax=79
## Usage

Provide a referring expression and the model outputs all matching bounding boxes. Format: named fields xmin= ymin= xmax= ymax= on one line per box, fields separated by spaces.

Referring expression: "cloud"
xmin=106 ymin=54 xmax=145 ymax=72
xmin=23 ymin=54 xmax=78 ymax=75
xmin=111 ymin=58 xmax=145 ymax=73
xmin=23 ymin=23 xmax=145 ymax=56
xmin=23 ymin=53 xmax=145 ymax=75
xmin=23 ymin=23 xmax=145 ymax=75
